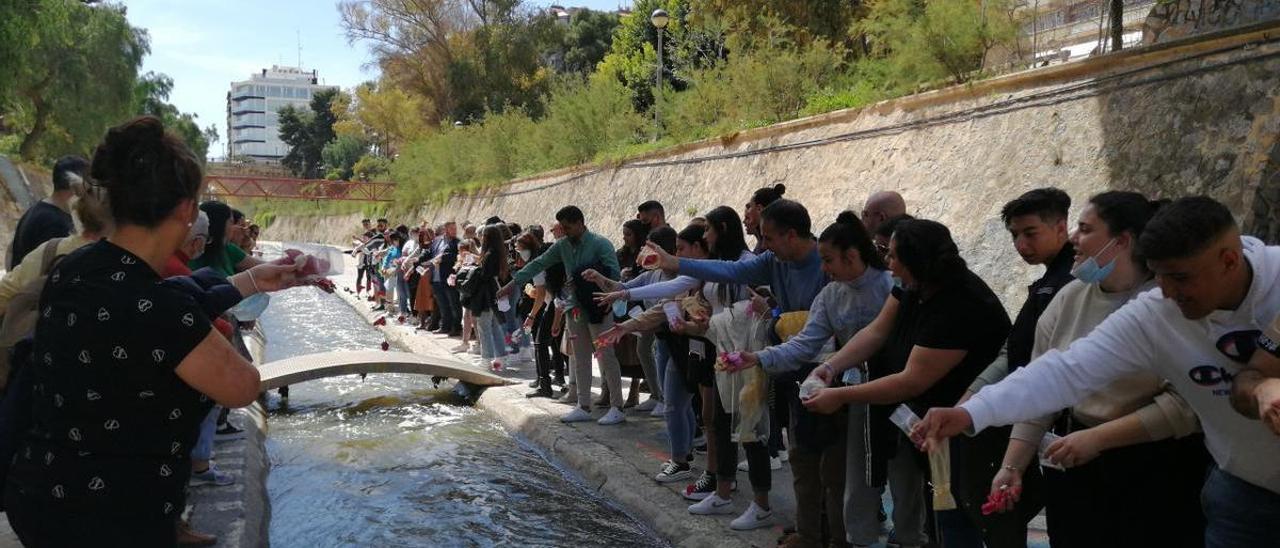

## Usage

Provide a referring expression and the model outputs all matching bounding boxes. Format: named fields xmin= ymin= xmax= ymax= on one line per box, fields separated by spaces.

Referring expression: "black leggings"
xmin=713 ymin=385 xmax=770 ymax=493
xmin=5 ymin=486 xmax=176 ymax=547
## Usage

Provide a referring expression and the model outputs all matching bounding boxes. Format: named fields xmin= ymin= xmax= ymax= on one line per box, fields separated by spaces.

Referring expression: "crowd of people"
xmin=1 ymin=113 xmax=1278 ymax=548
xmin=344 ymin=176 xmax=1280 ymax=547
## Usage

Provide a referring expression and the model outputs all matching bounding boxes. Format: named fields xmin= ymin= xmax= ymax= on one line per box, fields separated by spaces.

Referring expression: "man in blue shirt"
xmin=649 ymin=199 xmax=844 ymax=545
xmin=499 ymin=206 xmax=627 ymax=426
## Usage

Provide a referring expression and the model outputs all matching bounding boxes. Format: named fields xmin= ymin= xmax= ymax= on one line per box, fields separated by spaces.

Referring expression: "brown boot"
xmin=176 ymin=518 xmax=217 ymax=546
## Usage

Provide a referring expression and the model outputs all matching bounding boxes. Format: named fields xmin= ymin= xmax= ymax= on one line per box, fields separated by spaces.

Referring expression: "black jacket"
xmin=570 ymin=262 xmax=610 ymax=324
xmin=1006 ymin=243 xmax=1076 ymax=371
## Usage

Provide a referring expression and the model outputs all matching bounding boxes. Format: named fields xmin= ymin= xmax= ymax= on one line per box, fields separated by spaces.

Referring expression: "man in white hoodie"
xmin=912 ymin=196 xmax=1280 ymax=548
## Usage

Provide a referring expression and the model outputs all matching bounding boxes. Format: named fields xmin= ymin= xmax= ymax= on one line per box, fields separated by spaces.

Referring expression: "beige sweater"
xmin=1009 ymin=279 xmax=1200 ymax=443
xmin=0 ymin=235 xmax=89 ymax=316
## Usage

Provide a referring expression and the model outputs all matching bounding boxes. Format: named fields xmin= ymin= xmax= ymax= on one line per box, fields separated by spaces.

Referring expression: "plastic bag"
xmin=707 ymin=301 xmax=772 ymax=442
xmin=279 ymin=244 xmax=345 ymax=276
xmin=928 ymin=440 xmax=957 ymax=511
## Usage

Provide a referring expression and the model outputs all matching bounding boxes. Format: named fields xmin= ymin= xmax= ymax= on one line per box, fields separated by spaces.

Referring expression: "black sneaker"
xmin=215 ymin=423 xmax=246 ymax=442
xmin=654 ymin=460 xmax=693 ymax=483
xmin=683 ymin=471 xmax=716 ymax=501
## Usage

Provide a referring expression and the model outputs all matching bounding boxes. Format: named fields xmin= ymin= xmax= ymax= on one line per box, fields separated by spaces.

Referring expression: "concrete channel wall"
xmin=268 ymin=21 xmax=1280 ymax=314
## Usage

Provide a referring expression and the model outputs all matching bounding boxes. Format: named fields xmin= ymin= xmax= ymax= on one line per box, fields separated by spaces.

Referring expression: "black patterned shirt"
xmin=8 ymin=240 xmax=214 ymax=518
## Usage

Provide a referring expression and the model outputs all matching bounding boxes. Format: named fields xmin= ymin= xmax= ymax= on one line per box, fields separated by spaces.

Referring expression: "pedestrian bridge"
xmin=257 ymin=350 xmax=513 ymax=391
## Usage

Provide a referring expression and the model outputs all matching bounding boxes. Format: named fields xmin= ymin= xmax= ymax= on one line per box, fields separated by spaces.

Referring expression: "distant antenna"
xmin=297 ymin=29 xmax=303 ymax=69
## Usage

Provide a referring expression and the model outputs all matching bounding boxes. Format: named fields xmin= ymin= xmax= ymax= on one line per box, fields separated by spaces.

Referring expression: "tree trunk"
xmin=1110 ymin=0 xmax=1125 ymax=52
xmin=18 ymin=94 xmax=49 ymax=159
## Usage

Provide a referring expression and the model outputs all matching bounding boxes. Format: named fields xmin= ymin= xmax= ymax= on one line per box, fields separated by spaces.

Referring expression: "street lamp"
xmin=650 ymin=8 xmax=669 ymax=141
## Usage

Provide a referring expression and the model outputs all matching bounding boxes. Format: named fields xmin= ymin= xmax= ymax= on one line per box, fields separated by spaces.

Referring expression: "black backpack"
xmin=455 ymin=266 xmax=483 ymax=301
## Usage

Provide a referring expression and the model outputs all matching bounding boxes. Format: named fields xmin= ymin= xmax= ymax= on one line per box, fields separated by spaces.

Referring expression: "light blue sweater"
xmin=756 ymin=268 xmax=893 ymax=374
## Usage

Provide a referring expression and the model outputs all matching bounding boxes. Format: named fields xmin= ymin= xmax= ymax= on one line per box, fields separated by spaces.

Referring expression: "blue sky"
xmin=123 ymin=0 xmax=631 ymax=158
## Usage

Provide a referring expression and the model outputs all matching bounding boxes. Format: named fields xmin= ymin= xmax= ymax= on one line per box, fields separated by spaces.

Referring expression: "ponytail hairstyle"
xmin=750 ymin=183 xmax=786 ymax=209
xmin=1088 ymin=191 xmax=1169 ymax=271
xmin=891 ymin=219 xmax=967 ymax=290
xmin=820 ymin=211 xmax=886 ymax=270
xmin=677 ymin=224 xmax=709 ymax=257
xmin=704 ymin=206 xmax=748 ymax=260
xmin=89 ymin=116 xmax=203 ymax=228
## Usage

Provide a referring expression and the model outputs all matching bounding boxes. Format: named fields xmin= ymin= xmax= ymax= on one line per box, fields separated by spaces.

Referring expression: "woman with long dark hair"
xmin=464 ymin=225 xmax=510 ymax=371
xmin=4 ymin=116 xmax=307 ymax=546
xmin=802 ymin=218 xmax=1012 ymax=547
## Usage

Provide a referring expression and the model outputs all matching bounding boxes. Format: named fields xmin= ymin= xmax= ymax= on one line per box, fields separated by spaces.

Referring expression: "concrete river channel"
xmin=258 ymin=284 xmax=667 ymax=547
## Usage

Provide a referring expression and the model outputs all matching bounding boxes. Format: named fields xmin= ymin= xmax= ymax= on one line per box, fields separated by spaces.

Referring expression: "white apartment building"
xmin=226 ymin=65 xmax=336 ymax=161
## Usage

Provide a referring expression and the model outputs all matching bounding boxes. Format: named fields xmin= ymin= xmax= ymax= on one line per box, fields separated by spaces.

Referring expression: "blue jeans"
xmin=662 ymin=352 xmax=696 ymax=462
xmin=190 ymin=406 xmax=220 ymax=461
xmin=652 ymin=337 xmax=668 ymax=397
xmin=1202 ymin=466 xmax=1280 ymax=548
xmin=476 ymin=310 xmax=507 ymax=361
xmin=396 ymin=274 xmax=411 ymax=313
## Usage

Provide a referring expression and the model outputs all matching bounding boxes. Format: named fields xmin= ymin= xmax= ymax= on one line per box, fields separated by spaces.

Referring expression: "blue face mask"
xmin=229 ymin=293 xmax=271 ymax=321
xmin=891 ymin=276 xmax=904 ymax=289
xmin=1071 ymin=238 xmax=1118 ymax=284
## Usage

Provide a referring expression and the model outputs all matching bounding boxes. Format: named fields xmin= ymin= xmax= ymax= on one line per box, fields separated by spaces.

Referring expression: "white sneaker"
xmin=468 ymin=342 xmax=480 ymax=355
xmin=729 ymin=502 xmax=776 ymax=530
xmin=597 ymin=407 xmax=626 ymax=425
xmin=561 ymin=407 xmax=593 ymax=423
xmin=635 ymin=397 xmax=659 ymax=412
xmin=451 ymin=343 xmax=469 ymax=353
xmin=737 ymin=457 xmax=783 ymax=472
xmin=688 ymin=493 xmax=735 ymax=515
xmin=649 ymin=402 xmax=666 ymax=417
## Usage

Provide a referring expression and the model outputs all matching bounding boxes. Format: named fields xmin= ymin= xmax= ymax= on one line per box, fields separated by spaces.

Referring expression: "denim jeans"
xmin=662 ymin=354 xmax=696 ymax=461
xmin=476 ymin=310 xmax=507 ymax=361
xmin=433 ymin=282 xmax=458 ymax=330
xmin=1202 ymin=466 xmax=1280 ymax=548
xmin=651 ymin=336 xmax=668 ymax=400
xmin=190 ymin=406 xmax=220 ymax=461
xmin=396 ymin=274 xmax=411 ymax=313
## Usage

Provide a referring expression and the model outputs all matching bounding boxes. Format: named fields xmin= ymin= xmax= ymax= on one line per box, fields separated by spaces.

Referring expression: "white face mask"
xmin=519 ymin=249 xmax=531 ymax=261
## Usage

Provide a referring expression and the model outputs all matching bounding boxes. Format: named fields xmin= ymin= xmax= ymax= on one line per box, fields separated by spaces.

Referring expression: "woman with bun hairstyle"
xmin=744 ymin=184 xmax=786 ymax=254
xmin=801 ymin=219 xmax=1012 ymax=548
xmin=725 ymin=211 xmax=902 ymax=548
xmin=983 ymin=192 xmax=1207 ymax=547
xmin=4 ymin=116 xmax=310 ymax=546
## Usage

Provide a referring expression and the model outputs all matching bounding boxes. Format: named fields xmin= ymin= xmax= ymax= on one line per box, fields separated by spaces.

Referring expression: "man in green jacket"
xmin=499 ymin=206 xmax=627 ymax=426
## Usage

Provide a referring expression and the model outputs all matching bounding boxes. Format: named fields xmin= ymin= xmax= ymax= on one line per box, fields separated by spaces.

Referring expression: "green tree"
xmin=279 ymin=88 xmax=343 ymax=179
xmin=541 ymin=9 xmax=621 ymax=74
xmin=321 ymin=134 xmax=369 ymax=180
xmin=859 ymin=0 xmax=1016 ymax=86
xmin=133 ymin=71 xmax=218 ymax=161
xmin=2 ymin=0 xmax=148 ymax=159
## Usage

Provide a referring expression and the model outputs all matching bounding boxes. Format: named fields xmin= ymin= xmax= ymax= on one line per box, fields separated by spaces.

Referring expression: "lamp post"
xmin=650 ymin=8 xmax=670 ymax=142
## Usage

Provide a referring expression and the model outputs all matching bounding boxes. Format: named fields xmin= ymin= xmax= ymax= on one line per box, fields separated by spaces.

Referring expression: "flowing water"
xmin=259 ymin=286 xmax=665 ymax=547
